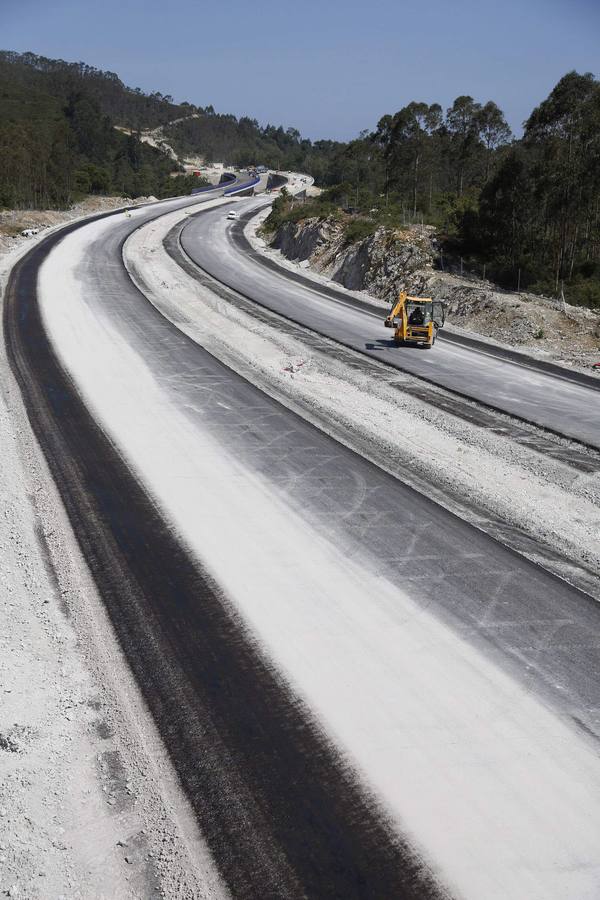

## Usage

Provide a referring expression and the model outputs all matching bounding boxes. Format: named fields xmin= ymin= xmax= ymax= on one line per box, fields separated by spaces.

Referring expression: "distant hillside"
xmin=0 ymin=51 xmax=343 ymax=209
xmin=0 ymin=51 xmax=193 ymax=129
xmin=0 ymin=51 xmax=199 ymax=207
xmin=2 ymin=52 xmax=597 ymax=309
xmin=264 ymin=71 xmax=600 ymax=309
xmin=163 ymin=115 xmax=341 ymax=173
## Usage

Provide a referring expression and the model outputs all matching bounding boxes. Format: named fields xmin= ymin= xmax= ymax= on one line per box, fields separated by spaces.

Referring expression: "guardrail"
xmin=190 ymin=171 xmax=237 ymax=195
xmin=224 ymin=175 xmax=261 ymax=197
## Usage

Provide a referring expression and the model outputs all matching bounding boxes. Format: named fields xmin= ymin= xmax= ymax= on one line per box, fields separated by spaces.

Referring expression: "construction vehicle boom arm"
xmin=384 ymin=291 xmax=407 ymax=327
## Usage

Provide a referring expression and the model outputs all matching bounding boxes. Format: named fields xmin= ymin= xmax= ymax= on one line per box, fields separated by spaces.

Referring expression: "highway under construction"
xmin=4 ymin=173 xmax=600 ymax=899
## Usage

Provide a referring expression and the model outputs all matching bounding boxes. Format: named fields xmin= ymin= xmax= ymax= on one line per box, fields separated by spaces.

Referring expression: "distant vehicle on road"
xmin=226 ymin=211 xmax=238 ymax=220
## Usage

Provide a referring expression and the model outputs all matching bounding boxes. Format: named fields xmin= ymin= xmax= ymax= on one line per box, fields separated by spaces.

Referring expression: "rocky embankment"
xmin=269 ymin=216 xmax=600 ymax=370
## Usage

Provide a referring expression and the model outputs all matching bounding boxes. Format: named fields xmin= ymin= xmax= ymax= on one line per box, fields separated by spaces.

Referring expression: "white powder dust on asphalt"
xmin=0 ymin=214 xmax=228 ymax=900
xmin=35 ymin=205 xmax=600 ymax=899
xmin=125 ymin=206 xmax=600 ymax=599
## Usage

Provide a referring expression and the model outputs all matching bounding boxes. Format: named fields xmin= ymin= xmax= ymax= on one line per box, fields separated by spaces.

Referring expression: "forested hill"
xmin=1 ymin=51 xmax=598 ymax=306
xmin=0 ymin=51 xmax=192 ymax=130
xmin=0 ymin=50 xmax=340 ymax=207
xmin=271 ymin=72 xmax=600 ymax=308
xmin=0 ymin=51 xmax=189 ymax=206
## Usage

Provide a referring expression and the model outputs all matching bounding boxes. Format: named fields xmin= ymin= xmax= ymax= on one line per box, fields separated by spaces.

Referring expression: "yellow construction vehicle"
xmin=384 ymin=292 xmax=446 ymax=349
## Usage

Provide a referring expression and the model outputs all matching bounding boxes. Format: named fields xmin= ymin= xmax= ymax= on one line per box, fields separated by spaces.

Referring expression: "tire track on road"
xmin=4 ymin=214 xmax=447 ymax=900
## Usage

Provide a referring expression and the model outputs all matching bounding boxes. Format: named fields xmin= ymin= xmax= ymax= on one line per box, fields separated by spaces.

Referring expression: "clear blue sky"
xmin=2 ymin=0 xmax=598 ymax=140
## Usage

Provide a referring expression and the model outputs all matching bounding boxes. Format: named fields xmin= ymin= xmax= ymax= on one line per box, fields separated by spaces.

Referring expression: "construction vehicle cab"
xmin=384 ymin=292 xmax=446 ymax=349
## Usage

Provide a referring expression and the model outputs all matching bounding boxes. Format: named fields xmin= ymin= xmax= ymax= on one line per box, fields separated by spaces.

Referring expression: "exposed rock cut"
xmin=268 ymin=215 xmax=600 ymax=370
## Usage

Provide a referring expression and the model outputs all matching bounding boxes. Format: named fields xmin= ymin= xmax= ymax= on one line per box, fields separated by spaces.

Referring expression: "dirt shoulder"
xmin=0 ymin=212 xmax=224 ymax=899
xmin=0 ymin=197 xmax=159 ymax=263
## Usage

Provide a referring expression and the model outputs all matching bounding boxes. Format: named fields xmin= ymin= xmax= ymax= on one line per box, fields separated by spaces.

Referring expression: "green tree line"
xmin=467 ymin=73 xmax=600 ymax=303
xmin=268 ymin=73 xmax=600 ymax=307
xmin=1 ymin=51 xmax=598 ymax=306
xmin=0 ymin=51 xmax=203 ymax=207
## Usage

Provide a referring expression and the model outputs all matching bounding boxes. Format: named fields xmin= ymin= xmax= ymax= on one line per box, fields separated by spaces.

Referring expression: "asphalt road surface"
xmin=6 ymin=192 xmax=600 ymax=899
xmin=178 ymin=200 xmax=600 ymax=450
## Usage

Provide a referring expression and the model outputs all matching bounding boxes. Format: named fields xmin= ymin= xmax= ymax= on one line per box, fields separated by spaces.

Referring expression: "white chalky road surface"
xmin=19 ymin=188 xmax=600 ymax=899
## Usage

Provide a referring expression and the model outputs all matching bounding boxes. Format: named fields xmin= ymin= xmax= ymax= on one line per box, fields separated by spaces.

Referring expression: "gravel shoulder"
xmin=0 ymin=212 xmax=226 ymax=899
xmin=0 ymin=196 xmax=159 ymax=260
xmin=124 ymin=205 xmax=600 ymax=601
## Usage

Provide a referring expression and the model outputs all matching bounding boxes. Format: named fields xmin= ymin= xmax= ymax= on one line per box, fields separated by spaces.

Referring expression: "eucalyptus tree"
xmin=477 ymin=101 xmax=512 ymax=180
xmin=445 ymin=95 xmax=482 ymax=195
xmin=524 ymin=71 xmax=600 ymax=288
xmin=373 ymin=102 xmax=442 ymax=214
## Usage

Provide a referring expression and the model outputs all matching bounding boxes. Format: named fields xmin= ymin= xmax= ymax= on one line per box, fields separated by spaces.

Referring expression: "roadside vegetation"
xmin=0 ymin=51 xmax=210 ymax=207
xmin=266 ymin=74 xmax=600 ymax=309
xmin=1 ymin=51 xmax=598 ymax=307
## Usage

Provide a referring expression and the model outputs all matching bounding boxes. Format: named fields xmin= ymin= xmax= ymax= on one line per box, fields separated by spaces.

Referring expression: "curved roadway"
xmin=6 ymin=189 xmax=600 ymax=899
xmin=179 ymin=199 xmax=600 ymax=450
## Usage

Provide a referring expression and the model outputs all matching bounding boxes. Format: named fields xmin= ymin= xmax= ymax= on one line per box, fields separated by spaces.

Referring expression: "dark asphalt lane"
xmin=5 ymin=197 xmax=448 ymax=900
xmin=178 ymin=202 xmax=600 ymax=450
xmin=7 ymin=192 xmax=600 ymax=898
xmin=48 ymin=194 xmax=600 ymax=748
xmin=165 ymin=217 xmax=600 ymax=481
